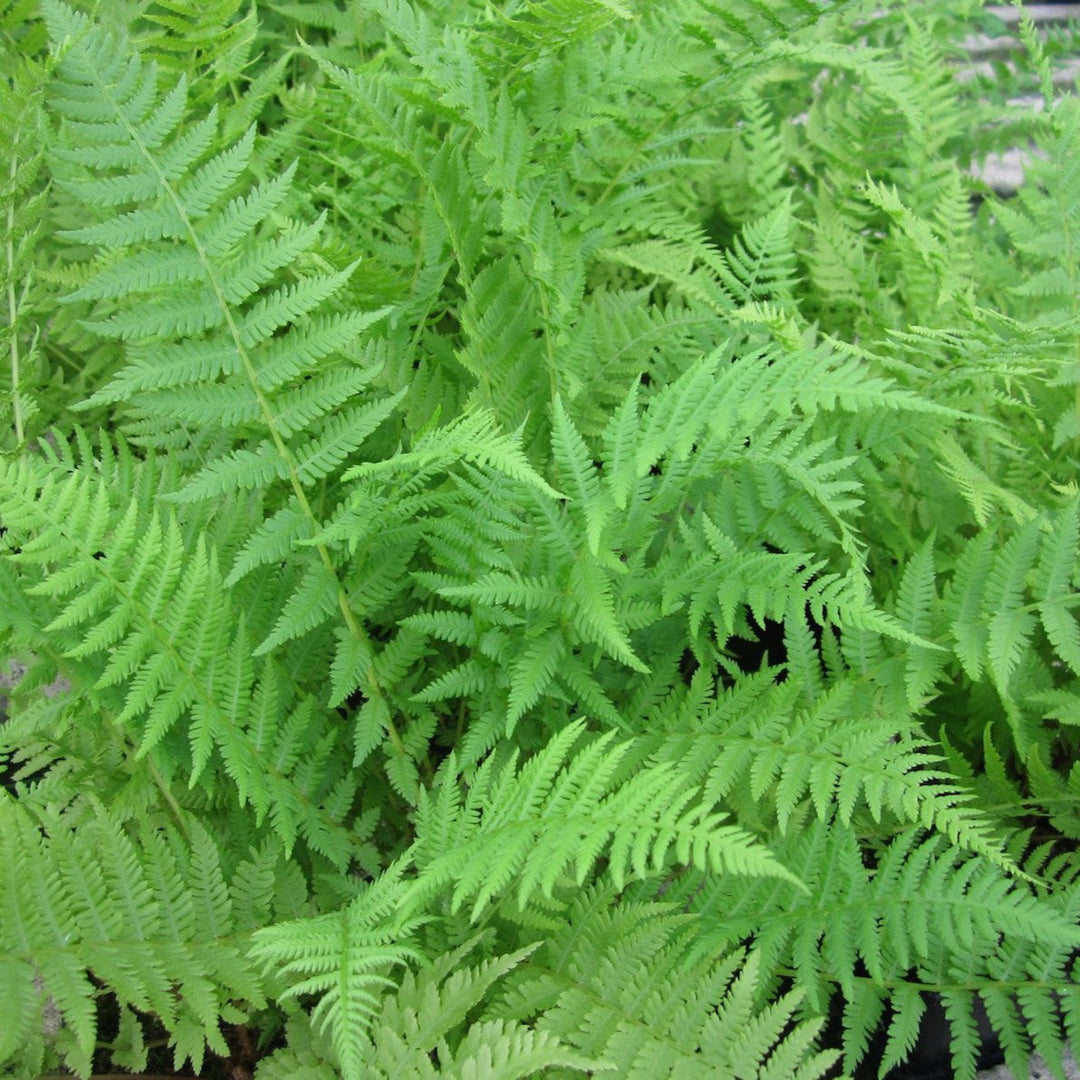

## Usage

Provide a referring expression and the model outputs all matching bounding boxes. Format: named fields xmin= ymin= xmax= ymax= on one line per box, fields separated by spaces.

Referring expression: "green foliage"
xmin=1 ymin=0 xmax=1079 ymax=1077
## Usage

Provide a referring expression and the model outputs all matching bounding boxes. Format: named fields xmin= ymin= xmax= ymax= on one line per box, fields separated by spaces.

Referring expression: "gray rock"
xmin=978 ymin=1048 xmax=1080 ymax=1080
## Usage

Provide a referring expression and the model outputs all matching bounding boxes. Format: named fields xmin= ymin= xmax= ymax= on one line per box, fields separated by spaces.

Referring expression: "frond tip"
xmin=249 ymin=863 xmax=422 ymax=1080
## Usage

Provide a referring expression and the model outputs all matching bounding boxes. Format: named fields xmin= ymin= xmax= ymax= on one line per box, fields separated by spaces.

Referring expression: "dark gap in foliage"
xmin=725 ymin=611 xmax=787 ymax=675
xmin=821 ymin=986 xmax=1004 ymax=1080
xmin=678 ymin=647 xmax=699 ymax=686
xmin=702 ymin=206 xmax=739 ymax=252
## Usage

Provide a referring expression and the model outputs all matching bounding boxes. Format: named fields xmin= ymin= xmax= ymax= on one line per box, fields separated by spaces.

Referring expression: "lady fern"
xmin=1 ymin=0 xmax=1079 ymax=1078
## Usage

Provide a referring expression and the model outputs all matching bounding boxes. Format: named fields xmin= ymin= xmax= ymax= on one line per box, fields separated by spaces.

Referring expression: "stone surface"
xmin=977 ymin=1049 xmax=1080 ymax=1080
xmin=0 ymin=657 xmax=27 ymax=722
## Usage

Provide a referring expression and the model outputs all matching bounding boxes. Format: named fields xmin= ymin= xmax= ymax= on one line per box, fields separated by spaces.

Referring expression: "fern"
xmin=686 ymin=821 xmax=1080 ymax=1077
xmin=2 ymin=0 xmax=1080 ymax=1077
xmin=498 ymin=889 xmax=841 ymax=1080
xmin=250 ymin=863 xmax=423 ymax=1078
xmin=0 ymin=446 xmax=366 ymax=867
xmin=0 ymin=792 xmax=268 ymax=1077
xmin=0 ymin=47 xmax=49 ymax=449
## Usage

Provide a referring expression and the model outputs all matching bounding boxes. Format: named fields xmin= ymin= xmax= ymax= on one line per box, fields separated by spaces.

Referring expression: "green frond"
xmin=1033 ymin=497 xmax=1080 ymax=675
xmin=0 ymin=795 xmax=266 ymax=1077
xmin=0 ymin=53 xmax=49 ymax=450
xmin=0 ymin=450 xmax=361 ymax=865
xmin=340 ymin=407 xmax=562 ymax=500
xmin=658 ymin=673 xmax=1010 ymax=868
xmin=934 ymin=432 xmax=1037 ymax=528
xmin=551 ymin=395 xmax=607 ymax=553
xmin=988 ymin=97 xmax=1080 ymax=330
xmin=715 ymin=192 xmax=799 ymax=307
xmin=45 ymin=0 xmax=403 ymax=550
xmin=136 ymin=0 xmax=263 ymax=122
xmin=506 ymin=629 xmax=565 ymax=729
xmin=600 ymin=238 xmax=733 ymax=315
xmin=499 ymin=890 xmax=840 ymax=1080
xmin=893 ymin=534 xmax=947 ymax=709
xmin=408 ymin=720 xmax=800 ymax=923
xmin=952 ymin=511 xmax=1072 ymax=714
xmin=722 ymin=96 xmax=791 ymax=220
xmin=250 ymin=864 xmax=422 ymax=1080
xmin=311 ymin=934 xmax=598 ymax=1077
xmin=944 ymin=527 xmax=995 ymax=682
xmin=689 ymin=821 xmax=1080 ymax=1075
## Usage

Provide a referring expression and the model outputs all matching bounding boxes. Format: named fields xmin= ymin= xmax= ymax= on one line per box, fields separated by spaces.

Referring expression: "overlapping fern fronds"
xmin=1 ymin=1 xmax=1079 ymax=1078
xmin=0 ymin=444 xmax=364 ymax=867
xmin=498 ymin=888 xmax=841 ymax=1080
xmin=0 ymin=793 xmax=269 ymax=1077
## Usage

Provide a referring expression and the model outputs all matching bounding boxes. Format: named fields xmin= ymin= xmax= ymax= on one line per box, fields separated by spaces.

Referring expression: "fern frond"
xmin=340 ymin=407 xmax=562 ymax=500
xmin=688 ymin=821 xmax=1080 ymax=1075
xmin=44 ymin=0 xmax=401 ymax=514
xmin=983 ymin=520 xmax=1041 ymax=694
xmin=498 ymin=888 xmax=840 ymax=1080
xmin=716 ymin=191 xmax=799 ymax=307
xmin=656 ymin=674 xmax=1010 ymax=869
xmin=0 ymin=53 xmax=49 ymax=449
xmin=1033 ymin=497 xmax=1080 ymax=676
xmin=894 ymin=534 xmax=947 ymax=709
xmin=311 ymin=937 xmax=599 ymax=1078
xmin=934 ymin=432 xmax=1037 ymax=528
xmin=136 ymin=0 xmax=261 ymax=119
xmin=0 ymin=795 xmax=267 ymax=1077
xmin=409 ymin=720 xmax=800 ymax=922
xmin=250 ymin=863 xmax=422 ymax=1080
xmin=0 ymin=451 xmax=361 ymax=865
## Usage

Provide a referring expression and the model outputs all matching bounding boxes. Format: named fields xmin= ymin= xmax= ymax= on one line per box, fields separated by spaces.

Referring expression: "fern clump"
xmin=2 ymin=0 xmax=1079 ymax=1077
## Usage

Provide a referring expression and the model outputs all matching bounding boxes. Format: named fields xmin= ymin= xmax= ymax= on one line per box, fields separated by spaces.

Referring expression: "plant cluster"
xmin=2 ymin=0 xmax=1080 ymax=1077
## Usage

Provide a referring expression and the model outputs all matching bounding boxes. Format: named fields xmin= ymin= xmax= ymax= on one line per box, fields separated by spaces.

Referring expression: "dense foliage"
xmin=2 ymin=0 xmax=1080 ymax=1076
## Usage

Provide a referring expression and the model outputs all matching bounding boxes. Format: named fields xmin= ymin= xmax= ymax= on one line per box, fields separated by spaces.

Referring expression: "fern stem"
xmin=781 ymin=964 xmax=1073 ymax=998
xmin=6 ymin=151 xmax=24 ymax=447
xmin=144 ymin=755 xmax=190 ymax=839
xmin=82 ymin=66 xmax=409 ymax=761
xmin=537 ymin=282 xmax=560 ymax=400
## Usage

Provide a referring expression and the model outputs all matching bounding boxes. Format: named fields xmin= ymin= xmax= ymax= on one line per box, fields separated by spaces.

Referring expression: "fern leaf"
xmin=1034 ymin=498 xmax=1080 ymax=674
xmin=985 ymin=520 xmax=1041 ymax=695
xmin=601 ymin=238 xmax=733 ymax=313
xmin=568 ymin=556 xmax=649 ymax=673
xmin=409 ymin=721 xmax=799 ymax=923
xmin=250 ymin=863 xmax=421 ymax=1080
xmin=551 ymin=395 xmax=608 ymax=554
xmin=599 ymin=377 xmax=641 ymax=510
xmin=44 ymin=0 xmax=402 ymax=586
xmin=894 ymin=534 xmax=945 ymax=709
xmin=670 ymin=675 xmax=1011 ymax=869
xmin=506 ymin=629 xmax=564 ymax=731
xmin=0 ymin=451 xmax=360 ymax=864
xmin=1 ymin=796 xmax=266 ymax=1076
xmin=341 ymin=408 xmax=562 ymax=499
xmin=502 ymin=892 xmax=838 ymax=1080
xmin=715 ymin=192 xmax=799 ymax=306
